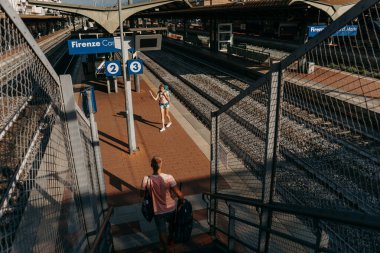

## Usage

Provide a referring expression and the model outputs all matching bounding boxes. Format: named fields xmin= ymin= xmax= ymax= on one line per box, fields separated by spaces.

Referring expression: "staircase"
xmin=116 ymin=233 xmax=226 ymax=253
xmin=111 ymin=194 xmax=220 ymax=253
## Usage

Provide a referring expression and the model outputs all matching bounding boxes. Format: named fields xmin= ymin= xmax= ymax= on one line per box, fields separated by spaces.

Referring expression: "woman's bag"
xmin=141 ymin=177 xmax=154 ymax=222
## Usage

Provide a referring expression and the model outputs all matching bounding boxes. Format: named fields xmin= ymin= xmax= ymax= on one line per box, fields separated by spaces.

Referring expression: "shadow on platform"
xmin=115 ymin=112 xmax=161 ymax=130
xmin=99 ymin=130 xmax=129 ymax=153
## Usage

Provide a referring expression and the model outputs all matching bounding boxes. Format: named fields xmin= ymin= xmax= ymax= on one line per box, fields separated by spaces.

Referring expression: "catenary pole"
xmin=118 ymin=0 xmax=137 ymax=153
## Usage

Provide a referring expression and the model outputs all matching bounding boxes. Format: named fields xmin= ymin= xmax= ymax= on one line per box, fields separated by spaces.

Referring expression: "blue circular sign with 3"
xmin=127 ymin=59 xmax=143 ymax=74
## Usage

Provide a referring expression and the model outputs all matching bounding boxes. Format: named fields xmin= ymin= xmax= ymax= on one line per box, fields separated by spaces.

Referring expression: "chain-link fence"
xmin=210 ymin=0 xmax=380 ymax=252
xmin=0 ymin=1 xmax=110 ymax=253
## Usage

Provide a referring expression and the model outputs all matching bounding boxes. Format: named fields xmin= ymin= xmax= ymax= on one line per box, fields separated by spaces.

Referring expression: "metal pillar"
xmin=72 ymin=15 xmax=76 ymax=31
xmin=183 ymin=18 xmax=187 ymax=44
xmin=210 ymin=114 xmax=219 ymax=236
xmin=228 ymin=204 xmax=236 ymax=251
xmin=210 ymin=18 xmax=217 ymax=52
xmin=134 ymin=74 xmax=140 ymax=92
xmin=133 ymin=33 xmax=140 ymax=93
xmin=86 ymin=90 xmax=108 ymax=213
xmin=113 ymin=76 xmax=118 ymax=93
xmin=118 ymin=0 xmax=137 ymax=153
xmin=258 ymin=61 xmax=283 ymax=253
xmin=106 ymin=78 xmax=111 ymax=94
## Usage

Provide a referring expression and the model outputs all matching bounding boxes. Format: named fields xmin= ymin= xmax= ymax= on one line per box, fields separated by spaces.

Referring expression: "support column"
xmin=118 ymin=0 xmax=137 ymax=154
xmin=257 ymin=61 xmax=284 ymax=253
xmin=134 ymin=74 xmax=140 ymax=92
xmin=183 ymin=18 xmax=187 ymax=44
xmin=106 ymin=78 xmax=111 ymax=94
xmin=113 ymin=76 xmax=118 ymax=93
xmin=210 ymin=17 xmax=217 ymax=52
xmin=228 ymin=204 xmax=236 ymax=251
xmin=72 ymin=14 xmax=76 ymax=31
xmin=210 ymin=114 xmax=219 ymax=236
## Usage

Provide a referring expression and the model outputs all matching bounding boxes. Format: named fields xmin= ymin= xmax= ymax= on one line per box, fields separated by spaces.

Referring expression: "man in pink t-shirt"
xmin=141 ymin=156 xmax=184 ymax=253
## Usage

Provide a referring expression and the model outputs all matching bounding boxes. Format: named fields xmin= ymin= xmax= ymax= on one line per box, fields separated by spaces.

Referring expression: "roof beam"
xmin=28 ymin=0 xmax=191 ymax=33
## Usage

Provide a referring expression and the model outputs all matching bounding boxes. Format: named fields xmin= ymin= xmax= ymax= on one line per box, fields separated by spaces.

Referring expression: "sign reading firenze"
xmin=308 ymin=25 xmax=358 ymax=37
xmin=68 ymin=38 xmax=121 ymax=55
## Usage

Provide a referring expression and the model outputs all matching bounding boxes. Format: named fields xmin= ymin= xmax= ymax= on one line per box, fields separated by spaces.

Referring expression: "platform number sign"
xmin=127 ymin=59 xmax=143 ymax=75
xmin=105 ymin=60 xmax=121 ymax=77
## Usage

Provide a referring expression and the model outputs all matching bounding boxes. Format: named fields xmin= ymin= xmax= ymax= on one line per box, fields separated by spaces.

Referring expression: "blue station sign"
xmin=127 ymin=59 xmax=143 ymax=75
xmin=68 ymin=38 xmax=121 ymax=55
xmin=308 ymin=25 xmax=358 ymax=37
xmin=105 ymin=60 xmax=121 ymax=77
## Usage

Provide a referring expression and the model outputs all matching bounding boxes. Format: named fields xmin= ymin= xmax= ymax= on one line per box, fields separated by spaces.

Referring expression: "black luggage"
xmin=173 ymin=199 xmax=193 ymax=243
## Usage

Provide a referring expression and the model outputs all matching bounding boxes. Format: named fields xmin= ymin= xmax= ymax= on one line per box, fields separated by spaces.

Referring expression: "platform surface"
xmin=90 ymin=74 xmax=213 ymax=252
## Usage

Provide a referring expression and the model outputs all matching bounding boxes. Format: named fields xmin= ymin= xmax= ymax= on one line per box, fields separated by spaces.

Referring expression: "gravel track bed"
xmin=143 ymin=51 xmax=380 ymax=252
xmin=142 ymin=52 xmax=356 ymax=211
xmin=144 ymin=49 xmax=380 ymax=215
xmin=163 ymin=45 xmax=380 ymax=163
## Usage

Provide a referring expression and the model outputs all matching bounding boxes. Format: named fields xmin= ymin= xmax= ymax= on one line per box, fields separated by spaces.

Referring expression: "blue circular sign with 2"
xmin=105 ymin=60 xmax=121 ymax=77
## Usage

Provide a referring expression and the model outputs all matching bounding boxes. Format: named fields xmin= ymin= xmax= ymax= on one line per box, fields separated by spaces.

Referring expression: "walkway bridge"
xmin=0 ymin=0 xmax=380 ymax=252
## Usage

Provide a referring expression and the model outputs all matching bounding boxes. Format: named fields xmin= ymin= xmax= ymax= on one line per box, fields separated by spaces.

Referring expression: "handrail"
xmin=89 ymin=207 xmax=114 ymax=253
xmin=203 ymin=192 xmax=380 ymax=231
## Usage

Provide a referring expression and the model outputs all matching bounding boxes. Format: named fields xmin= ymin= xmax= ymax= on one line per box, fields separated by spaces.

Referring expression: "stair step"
xmin=115 ymin=233 xmax=227 ymax=253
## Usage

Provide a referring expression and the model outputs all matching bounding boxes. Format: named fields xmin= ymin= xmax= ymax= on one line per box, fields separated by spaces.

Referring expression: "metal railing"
xmin=203 ymin=193 xmax=380 ymax=253
xmin=0 ymin=1 xmax=111 ymax=252
xmin=89 ymin=207 xmax=114 ymax=253
xmin=210 ymin=0 xmax=380 ymax=252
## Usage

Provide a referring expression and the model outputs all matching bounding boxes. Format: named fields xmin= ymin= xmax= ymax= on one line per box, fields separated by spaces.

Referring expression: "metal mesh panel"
xmin=216 ymin=80 xmax=270 ymax=199
xmin=214 ymin=201 xmax=229 ymax=244
xmin=0 ymin=3 xmax=107 ymax=253
xmin=3 ymin=114 xmax=87 ymax=253
xmin=268 ymin=234 xmax=310 ymax=253
xmin=276 ymin=2 xmax=380 ymax=214
xmin=213 ymin=201 xmax=260 ymax=252
xmin=210 ymin=0 xmax=380 ymax=252
xmin=232 ymin=203 xmax=260 ymax=252
xmin=268 ymin=211 xmax=380 ymax=253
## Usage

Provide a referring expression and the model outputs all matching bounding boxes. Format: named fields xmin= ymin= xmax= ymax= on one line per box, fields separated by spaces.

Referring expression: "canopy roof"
xmin=29 ymin=0 xmax=192 ymax=33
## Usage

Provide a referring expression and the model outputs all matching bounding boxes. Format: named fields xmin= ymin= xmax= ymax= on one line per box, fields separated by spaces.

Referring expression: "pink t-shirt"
xmin=141 ymin=173 xmax=177 ymax=215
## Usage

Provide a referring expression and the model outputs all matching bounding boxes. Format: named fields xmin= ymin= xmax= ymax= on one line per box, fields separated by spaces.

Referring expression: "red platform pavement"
xmin=91 ymin=77 xmax=210 ymax=207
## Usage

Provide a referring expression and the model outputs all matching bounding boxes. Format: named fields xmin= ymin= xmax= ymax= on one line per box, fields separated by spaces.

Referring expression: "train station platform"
xmin=86 ymin=75 xmax=215 ymax=252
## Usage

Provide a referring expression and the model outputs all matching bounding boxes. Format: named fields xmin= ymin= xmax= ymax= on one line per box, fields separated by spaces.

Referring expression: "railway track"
xmin=142 ymin=48 xmax=380 ymax=251
xmin=166 ymin=45 xmax=380 ymax=175
xmin=0 ymin=33 xmax=77 ymax=246
xmin=163 ymin=45 xmax=380 ymax=160
xmin=142 ymin=48 xmax=380 ymax=214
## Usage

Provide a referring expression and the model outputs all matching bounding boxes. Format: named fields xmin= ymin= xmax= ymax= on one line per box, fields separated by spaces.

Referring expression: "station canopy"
xmin=28 ymin=0 xmax=192 ymax=33
xmin=134 ymin=0 xmax=358 ymax=20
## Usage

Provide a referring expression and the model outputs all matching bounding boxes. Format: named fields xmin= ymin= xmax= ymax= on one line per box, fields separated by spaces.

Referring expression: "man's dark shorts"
xmin=154 ymin=211 xmax=175 ymax=234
